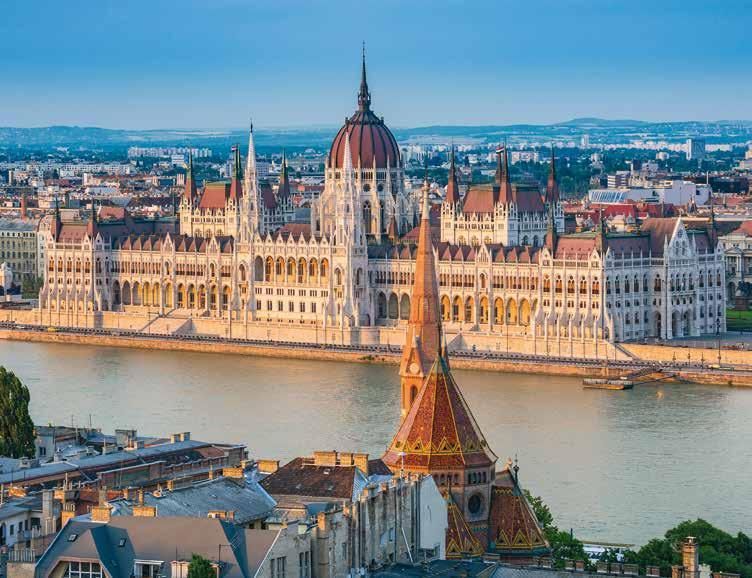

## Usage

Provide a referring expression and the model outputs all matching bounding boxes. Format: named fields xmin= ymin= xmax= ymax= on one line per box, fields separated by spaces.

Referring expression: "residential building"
xmin=0 ymin=217 xmax=39 ymax=287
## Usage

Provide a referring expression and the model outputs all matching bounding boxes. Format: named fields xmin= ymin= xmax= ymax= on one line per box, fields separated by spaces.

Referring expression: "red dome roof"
xmin=327 ymin=55 xmax=401 ymax=170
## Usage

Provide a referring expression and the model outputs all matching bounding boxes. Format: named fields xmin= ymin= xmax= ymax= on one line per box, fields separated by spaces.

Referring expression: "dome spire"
xmin=358 ymin=42 xmax=371 ymax=111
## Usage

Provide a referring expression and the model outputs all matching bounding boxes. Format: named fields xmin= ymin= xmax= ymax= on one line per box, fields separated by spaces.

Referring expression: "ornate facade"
xmin=36 ymin=54 xmax=726 ymax=344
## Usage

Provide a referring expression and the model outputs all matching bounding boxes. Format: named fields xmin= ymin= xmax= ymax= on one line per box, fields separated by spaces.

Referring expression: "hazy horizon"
xmin=1 ymin=0 xmax=750 ymax=129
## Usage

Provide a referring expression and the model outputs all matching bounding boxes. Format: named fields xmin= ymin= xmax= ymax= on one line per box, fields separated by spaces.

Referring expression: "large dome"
xmin=327 ymin=55 xmax=401 ymax=170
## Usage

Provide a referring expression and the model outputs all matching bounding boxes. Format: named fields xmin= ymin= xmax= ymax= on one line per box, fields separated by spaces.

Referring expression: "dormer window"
xmin=134 ymin=561 xmax=164 ymax=578
xmin=64 ymin=561 xmax=102 ymax=578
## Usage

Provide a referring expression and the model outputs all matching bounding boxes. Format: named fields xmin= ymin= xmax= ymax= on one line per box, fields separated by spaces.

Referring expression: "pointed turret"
xmin=445 ymin=147 xmax=460 ymax=206
xmin=496 ymin=144 xmax=512 ymax=204
xmin=51 ymin=195 xmax=62 ymax=241
xmin=387 ymin=215 xmax=399 ymax=242
xmin=397 ymin=180 xmax=441 ymax=417
xmin=245 ymin=120 xmax=257 ymax=182
xmin=596 ymin=208 xmax=607 ymax=254
xmin=229 ymin=144 xmax=243 ymax=200
xmin=546 ymin=144 xmax=559 ymax=203
xmin=244 ymin=120 xmax=262 ymax=237
xmin=544 ymin=200 xmax=557 ymax=251
xmin=357 ymin=42 xmax=371 ymax=112
xmin=708 ymin=192 xmax=718 ymax=248
xmin=184 ymin=152 xmax=197 ymax=201
xmin=277 ymin=150 xmax=291 ymax=201
xmin=86 ymin=201 xmax=98 ymax=238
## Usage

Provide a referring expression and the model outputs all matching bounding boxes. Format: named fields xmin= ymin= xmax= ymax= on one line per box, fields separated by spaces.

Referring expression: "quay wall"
xmin=3 ymin=328 xmax=752 ymax=386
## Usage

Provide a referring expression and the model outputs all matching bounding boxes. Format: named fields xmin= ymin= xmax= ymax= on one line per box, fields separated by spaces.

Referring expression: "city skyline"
xmin=1 ymin=0 xmax=751 ymax=129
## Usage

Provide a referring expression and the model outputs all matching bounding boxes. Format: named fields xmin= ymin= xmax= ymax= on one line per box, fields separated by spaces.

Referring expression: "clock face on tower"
xmin=410 ymin=362 xmax=420 ymax=375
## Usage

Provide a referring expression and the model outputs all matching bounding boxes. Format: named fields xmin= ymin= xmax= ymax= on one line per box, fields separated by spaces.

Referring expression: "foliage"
xmin=187 ymin=554 xmax=215 ymax=578
xmin=525 ymin=489 xmax=590 ymax=569
xmin=21 ymin=276 xmax=43 ymax=299
xmin=0 ymin=367 xmax=35 ymax=458
xmin=626 ymin=520 xmax=752 ymax=578
xmin=525 ymin=490 xmax=554 ymax=531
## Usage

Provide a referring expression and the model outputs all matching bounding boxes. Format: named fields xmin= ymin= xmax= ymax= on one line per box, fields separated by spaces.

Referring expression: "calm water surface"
xmin=2 ymin=340 xmax=750 ymax=546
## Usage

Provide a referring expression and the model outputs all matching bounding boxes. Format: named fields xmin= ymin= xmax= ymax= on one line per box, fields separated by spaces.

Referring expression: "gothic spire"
xmin=278 ymin=149 xmax=290 ymax=200
xmin=357 ymin=42 xmax=371 ymax=112
xmin=343 ymin=131 xmax=354 ymax=178
xmin=496 ymin=143 xmax=512 ymax=203
xmin=229 ymin=144 xmax=243 ymax=200
xmin=445 ymin=147 xmax=460 ymax=206
xmin=245 ymin=119 xmax=256 ymax=183
xmin=596 ymin=208 xmax=607 ymax=254
xmin=546 ymin=144 xmax=559 ymax=203
xmin=184 ymin=151 xmax=197 ymax=201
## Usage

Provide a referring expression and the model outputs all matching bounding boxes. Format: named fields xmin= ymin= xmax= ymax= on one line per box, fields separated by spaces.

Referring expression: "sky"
xmin=1 ymin=0 xmax=750 ymax=129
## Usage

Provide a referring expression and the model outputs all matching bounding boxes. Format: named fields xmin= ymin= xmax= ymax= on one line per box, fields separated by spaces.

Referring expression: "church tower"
xmin=398 ymin=184 xmax=441 ymax=417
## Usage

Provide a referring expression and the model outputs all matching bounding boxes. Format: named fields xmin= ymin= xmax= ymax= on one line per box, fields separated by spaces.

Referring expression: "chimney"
xmin=61 ymin=502 xmax=76 ymax=527
xmin=42 ymin=489 xmax=55 ymax=533
xmin=353 ymin=453 xmax=369 ymax=476
xmin=313 ymin=451 xmax=337 ymax=467
xmin=90 ymin=504 xmax=111 ymax=523
xmin=683 ymin=537 xmax=699 ymax=578
xmin=257 ymin=460 xmax=279 ymax=474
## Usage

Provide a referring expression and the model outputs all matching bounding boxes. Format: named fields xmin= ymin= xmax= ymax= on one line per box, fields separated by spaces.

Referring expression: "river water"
xmin=1 ymin=340 xmax=750 ymax=546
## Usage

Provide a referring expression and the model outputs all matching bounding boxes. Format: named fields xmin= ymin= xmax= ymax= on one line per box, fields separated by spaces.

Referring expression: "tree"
xmin=627 ymin=520 xmax=752 ymax=578
xmin=21 ymin=276 xmax=43 ymax=299
xmin=187 ymin=554 xmax=215 ymax=578
xmin=0 ymin=367 xmax=35 ymax=458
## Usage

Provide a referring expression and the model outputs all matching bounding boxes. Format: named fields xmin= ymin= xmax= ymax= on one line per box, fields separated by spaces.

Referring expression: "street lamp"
xmin=716 ymin=316 xmax=722 ymax=367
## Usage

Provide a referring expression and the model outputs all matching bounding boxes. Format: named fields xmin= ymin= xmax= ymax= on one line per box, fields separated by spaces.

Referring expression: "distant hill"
xmin=1 ymin=118 xmax=751 ymax=149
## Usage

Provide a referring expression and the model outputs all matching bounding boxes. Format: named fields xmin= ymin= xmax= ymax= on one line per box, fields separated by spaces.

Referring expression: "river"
xmin=1 ymin=340 xmax=750 ymax=546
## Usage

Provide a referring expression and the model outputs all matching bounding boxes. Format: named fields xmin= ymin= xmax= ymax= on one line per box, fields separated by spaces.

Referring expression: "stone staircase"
xmin=139 ymin=315 xmax=192 ymax=335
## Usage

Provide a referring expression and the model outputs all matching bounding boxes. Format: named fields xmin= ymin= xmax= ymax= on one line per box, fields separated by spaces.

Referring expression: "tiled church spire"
xmin=396 ymin=181 xmax=442 ymax=417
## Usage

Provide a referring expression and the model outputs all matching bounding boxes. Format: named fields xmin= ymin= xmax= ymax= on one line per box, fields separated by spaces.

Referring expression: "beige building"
xmin=0 ymin=217 xmax=39 ymax=288
xmin=29 ymin=56 xmax=726 ymax=348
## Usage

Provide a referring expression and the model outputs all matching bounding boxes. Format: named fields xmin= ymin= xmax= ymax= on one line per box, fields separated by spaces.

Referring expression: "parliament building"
xmin=36 ymin=55 xmax=726 ymax=349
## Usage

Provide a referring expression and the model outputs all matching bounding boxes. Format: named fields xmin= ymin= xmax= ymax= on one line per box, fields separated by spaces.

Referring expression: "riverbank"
xmin=3 ymin=327 xmax=752 ymax=386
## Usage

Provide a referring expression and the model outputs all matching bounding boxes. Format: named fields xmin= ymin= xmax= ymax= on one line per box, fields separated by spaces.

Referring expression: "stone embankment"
xmin=3 ymin=327 xmax=752 ymax=386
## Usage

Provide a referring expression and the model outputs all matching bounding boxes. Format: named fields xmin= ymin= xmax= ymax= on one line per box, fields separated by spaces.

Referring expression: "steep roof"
xmin=462 ymin=183 xmax=544 ymax=215
xmin=488 ymin=468 xmax=549 ymax=557
xmin=383 ymin=355 xmax=497 ymax=471
xmin=445 ymin=493 xmax=484 ymax=559
xmin=35 ymin=517 xmax=278 ymax=578
xmin=399 ymin=189 xmax=442 ymax=387
xmin=198 ymin=182 xmax=231 ymax=210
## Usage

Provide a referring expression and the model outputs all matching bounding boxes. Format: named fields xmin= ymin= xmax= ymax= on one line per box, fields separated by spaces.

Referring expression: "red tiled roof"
xmin=383 ymin=356 xmax=497 ymax=472
xmin=731 ymin=221 xmax=752 ymax=236
xmin=488 ymin=468 xmax=549 ymax=556
xmin=462 ymin=184 xmax=544 ymax=215
xmin=260 ymin=182 xmax=277 ymax=210
xmin=553 ymin=236 xmax=597 ymax=258
xmin=639 ymin=218 xmax=678 ymax=256
xmin=273 ymin=223 xmax=312 ymax=241
xmin=446 ymin=493 xmax=484 ymax=559
xmin=259 ymin=457 xmax=359 ymax=501
xmin=198 ymin=183 xmax=230 ymax=210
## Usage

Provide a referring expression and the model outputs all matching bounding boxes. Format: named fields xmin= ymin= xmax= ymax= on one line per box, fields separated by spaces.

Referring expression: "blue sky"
xmin=1 ymin=0 xmax=749 ymax=129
